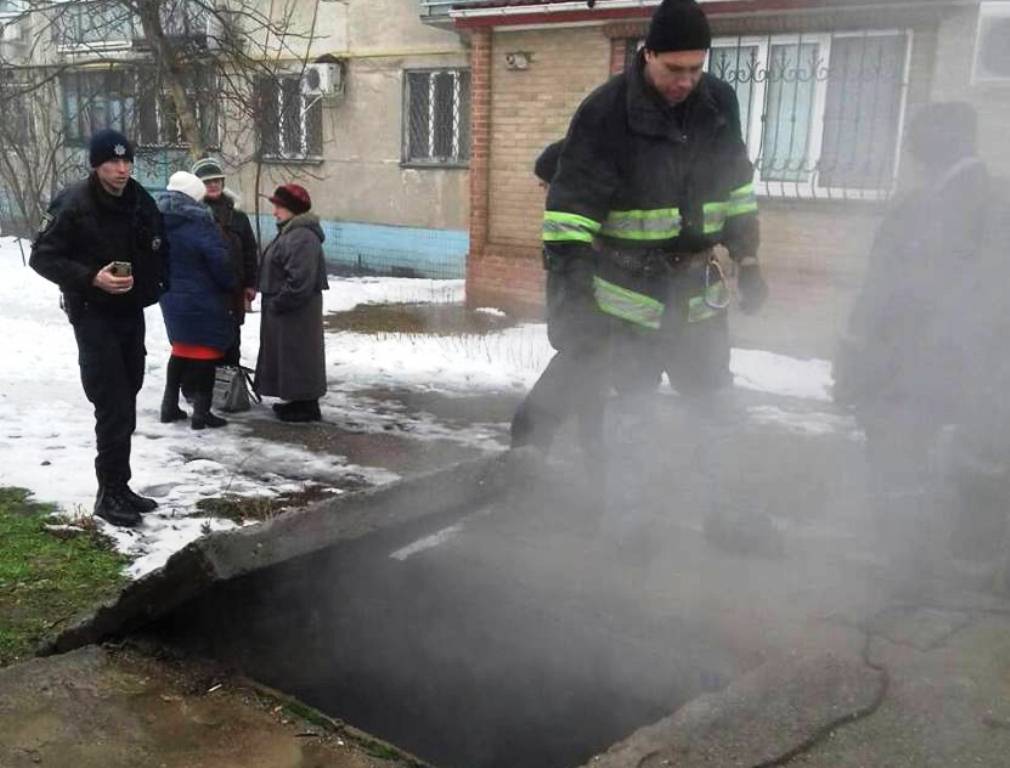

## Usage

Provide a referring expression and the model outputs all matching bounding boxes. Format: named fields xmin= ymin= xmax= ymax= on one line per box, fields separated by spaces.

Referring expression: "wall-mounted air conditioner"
xmin=301 ymin=61 xmax=346 ymax=100
xmin=973 ymin=1 xmax=1010 ymax=84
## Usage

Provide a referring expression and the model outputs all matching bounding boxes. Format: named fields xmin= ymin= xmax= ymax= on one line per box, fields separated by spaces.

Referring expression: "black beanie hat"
xmin=534 ymin=140 xmax=565 ymax=184
xmin=89 ymin=128 xmax=135 ymax=168
xmin=645 ymin=0 xmax=712 ymax=53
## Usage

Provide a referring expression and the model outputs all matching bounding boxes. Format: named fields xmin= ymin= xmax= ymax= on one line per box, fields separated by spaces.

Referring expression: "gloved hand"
xmin=737 ymin=262 xmax=768 ymax=314
xmin=544 ymin=248 xmax=603 ymax=350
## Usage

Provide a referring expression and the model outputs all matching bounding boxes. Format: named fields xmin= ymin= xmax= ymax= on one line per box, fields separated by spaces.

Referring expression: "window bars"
xmin=257 ymin=75 xmax=324 ymax=161
xmin=628 ymin=30 xmax=912 ymax=201
xmin=404 ymin=68 xmax=471 ymax=167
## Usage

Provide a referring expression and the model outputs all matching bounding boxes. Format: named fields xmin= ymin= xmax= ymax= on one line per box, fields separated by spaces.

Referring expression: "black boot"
xmin=276 ymin=399 xmax=321 ymax=423
xmin=94 ymin=485 xmax=142 ymax=527
xmin=118 ymin=484 xmax=158 ymax=513
xmin=192 ymin=392 xmax=228 ymax=430
xmin=160 ymin=355 xmax=188 ymax=423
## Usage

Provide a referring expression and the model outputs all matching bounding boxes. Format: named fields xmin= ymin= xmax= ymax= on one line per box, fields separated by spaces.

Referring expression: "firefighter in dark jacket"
xmin=192 ymin=157 xmax=259 ymax=365
xmin=511 ymin=0 xmax=766 ymax=458
xmin=29 ymin=129 xmax=167 ymax=528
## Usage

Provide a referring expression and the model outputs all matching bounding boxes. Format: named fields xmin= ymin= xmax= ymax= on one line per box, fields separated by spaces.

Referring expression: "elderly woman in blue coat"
xmin=157 ymin=171 xmax=236 ymax=430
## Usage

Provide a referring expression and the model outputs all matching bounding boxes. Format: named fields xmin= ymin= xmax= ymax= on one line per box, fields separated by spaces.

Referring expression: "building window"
xmin=60 ymin=67 xmax=218 ymax=149
xmin=53 ymin=0 xmax=135 ymax=47
xmin=256 ymin=75 xmax=324 ymax=161
xmin=52 ymin=0 xmax=207 ymax=49
xmin=708 ymin=32 xmax=910 ymax=198
xmin=403 ymin=68 xmax=470 ymax=167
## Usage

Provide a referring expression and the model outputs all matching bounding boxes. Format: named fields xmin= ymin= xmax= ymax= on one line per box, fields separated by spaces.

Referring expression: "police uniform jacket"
xmin=29 ymin=174 xmax=167 ymax=318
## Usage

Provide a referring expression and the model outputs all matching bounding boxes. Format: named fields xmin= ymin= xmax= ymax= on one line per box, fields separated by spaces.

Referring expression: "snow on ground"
xmin=0 ymin=237 xmax=839 ymax=577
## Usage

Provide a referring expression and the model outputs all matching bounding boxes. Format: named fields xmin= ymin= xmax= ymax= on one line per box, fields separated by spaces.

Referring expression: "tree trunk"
xmin=135 ymin=0 xmax=206 ymax=160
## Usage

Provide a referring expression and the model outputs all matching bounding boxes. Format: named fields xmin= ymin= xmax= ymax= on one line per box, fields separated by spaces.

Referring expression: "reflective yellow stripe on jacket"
xmin=545 ymin=184 xmax=756 ymax=245
xmin=542 ymin=211 xmax=601 ymax=243
xmin=600 ymin=208 xmax=681 ymax=241
xmin=703 ymin=183 xmax=759 ymax=235
xmin=592 ymin=276 xmax=663 ymax=329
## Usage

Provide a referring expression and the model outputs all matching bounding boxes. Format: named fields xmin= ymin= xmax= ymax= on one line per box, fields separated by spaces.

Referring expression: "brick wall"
xmin=487 ymin=27 xmax=611 ymax=247
xmin=467 ymin=26 xmax=611 ymax=313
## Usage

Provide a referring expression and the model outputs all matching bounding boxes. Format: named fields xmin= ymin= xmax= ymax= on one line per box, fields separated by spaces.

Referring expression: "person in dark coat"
xmin=29 ymin=128 xmax=167 ymax=527
xmin=835 ymin=102 xmax=992 ymax=566
xmin=191 ymin=157 xmax=259 ymax=365
xmin=157 ymin=171 xmax=236 ymax=430
xmin=511 ymin=0 xmax=764 ymax=463
xmin=255 ymin=183 xmax=329 ymax=422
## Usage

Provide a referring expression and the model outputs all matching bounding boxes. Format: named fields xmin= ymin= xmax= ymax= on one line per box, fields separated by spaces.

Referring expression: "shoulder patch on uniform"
xmin=38 ymin=212 xmax=55 ymax=235
xmin=151 ymin=236 xmax=162 ymax=251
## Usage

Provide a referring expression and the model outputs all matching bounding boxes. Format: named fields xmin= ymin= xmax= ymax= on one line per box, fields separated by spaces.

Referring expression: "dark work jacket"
xmin=157 ymin=191 xmax=236 ymax=352
xmin=206 ymin=191 xmax=259 ymax=324
xmin=837 ymin=158 xmax=992 ymax=426
xmin=30 ymin=174 xmax=167 ymax=318
xmin=544 ymin=54 xmax=759 ymax=279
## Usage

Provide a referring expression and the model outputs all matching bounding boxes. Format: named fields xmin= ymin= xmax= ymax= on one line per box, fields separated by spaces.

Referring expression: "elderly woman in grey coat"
xmin=255 ymin=184 xmax=329 ymax=422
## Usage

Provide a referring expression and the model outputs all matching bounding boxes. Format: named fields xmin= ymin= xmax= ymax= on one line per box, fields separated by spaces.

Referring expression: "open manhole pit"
xmin=145 ymin=488 xmax=745 ymax=768
xmin=50 ymin=417 xmax=884 ymax=768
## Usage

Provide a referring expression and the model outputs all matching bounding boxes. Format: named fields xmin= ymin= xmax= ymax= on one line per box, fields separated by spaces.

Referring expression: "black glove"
xmin=544 ymin=247 xmax=603 ymax=350
xmin=737 ymin=262 xmax=768 ymax=315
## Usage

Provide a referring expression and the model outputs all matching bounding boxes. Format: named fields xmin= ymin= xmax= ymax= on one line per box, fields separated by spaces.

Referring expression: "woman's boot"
xmin=276 ymin=399 xmax=321 ymax=423
xmin=190 ymin=361 xmax=228 ymax=430
xmin=160 ymin=355 xmax=187 ymax=423
xmin=191 ymin=392 xmax=228 ymax=430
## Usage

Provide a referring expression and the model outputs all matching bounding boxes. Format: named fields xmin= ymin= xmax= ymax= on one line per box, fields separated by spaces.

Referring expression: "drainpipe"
xmin=467 ymin=28 xmax=492 ymax=264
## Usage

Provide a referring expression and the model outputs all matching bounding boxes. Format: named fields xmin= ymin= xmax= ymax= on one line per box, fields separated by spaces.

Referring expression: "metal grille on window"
xmin=628 ymin=32 xmax=909 ymax=199
xmin=257 ymin=75 xmax=323 ymax=160
xmin=710 ymin=32 xmax=909 ymax=199
xmin=406 ymin=69 xmax=470 ymax=165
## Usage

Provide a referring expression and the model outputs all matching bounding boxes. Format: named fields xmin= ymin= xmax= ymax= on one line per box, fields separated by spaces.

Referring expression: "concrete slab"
xmin=44 ymin=450 xmax=531 ymax=655
xmin=869 ymin=606 xmax=972 ymax=651
xmin=579 ymin=653 xmax=885 ymax=768
xmin=792 ymin=610 xmax=1010 ymax=767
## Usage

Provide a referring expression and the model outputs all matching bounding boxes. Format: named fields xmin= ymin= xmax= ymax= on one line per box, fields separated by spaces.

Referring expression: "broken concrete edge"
xmin=41 ymin=447 xmax=542 ymax=657
xmin=579 ymin=652 xmax=887 ymax=768
xmin=236 ymin=673 xmax=435 ymax=768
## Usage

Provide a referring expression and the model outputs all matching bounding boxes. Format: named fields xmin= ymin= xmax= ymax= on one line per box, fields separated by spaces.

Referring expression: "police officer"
xmin=30 ymin=129 xmax=167 ymax=527
xmin=511 ymin=0 xmax=766 ymax=458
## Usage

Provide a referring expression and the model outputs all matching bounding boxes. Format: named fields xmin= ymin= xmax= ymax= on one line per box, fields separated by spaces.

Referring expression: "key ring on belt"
xmin=704 ymin=256 xmax=731 ymax=310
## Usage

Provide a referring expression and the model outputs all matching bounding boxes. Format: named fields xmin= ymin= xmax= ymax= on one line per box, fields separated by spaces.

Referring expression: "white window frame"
xmin=972 ymin=1 xmax=1010 ymax=85
xmin=403 ymin=67 xmax=470 ymax=168
xmin=709 ymin=29 xmax=912 ymax=200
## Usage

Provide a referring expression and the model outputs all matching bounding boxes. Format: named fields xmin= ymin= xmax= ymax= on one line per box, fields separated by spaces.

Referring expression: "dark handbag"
xmin=213 ymin=365 xmax=260 ymax=413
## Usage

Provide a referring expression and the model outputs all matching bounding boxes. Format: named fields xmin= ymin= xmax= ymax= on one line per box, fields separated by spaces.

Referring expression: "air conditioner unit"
xmin=973 ymin=1 xmax=1010 ymax=83
xmin=301 ymin=61 xmax=345 ymax=99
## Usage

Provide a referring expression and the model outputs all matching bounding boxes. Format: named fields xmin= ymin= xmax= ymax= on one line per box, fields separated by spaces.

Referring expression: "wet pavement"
xmin=0 ymin=646 xmax=422 ymax=768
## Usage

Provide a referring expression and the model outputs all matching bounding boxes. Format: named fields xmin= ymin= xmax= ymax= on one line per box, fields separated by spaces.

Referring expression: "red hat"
xmin=267 ymin=183 xmax=312 ymax=215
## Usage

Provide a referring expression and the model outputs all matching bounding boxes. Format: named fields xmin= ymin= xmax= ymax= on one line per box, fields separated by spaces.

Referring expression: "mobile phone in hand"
xmin=110 ymin=261 xmax=133 ymax=277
